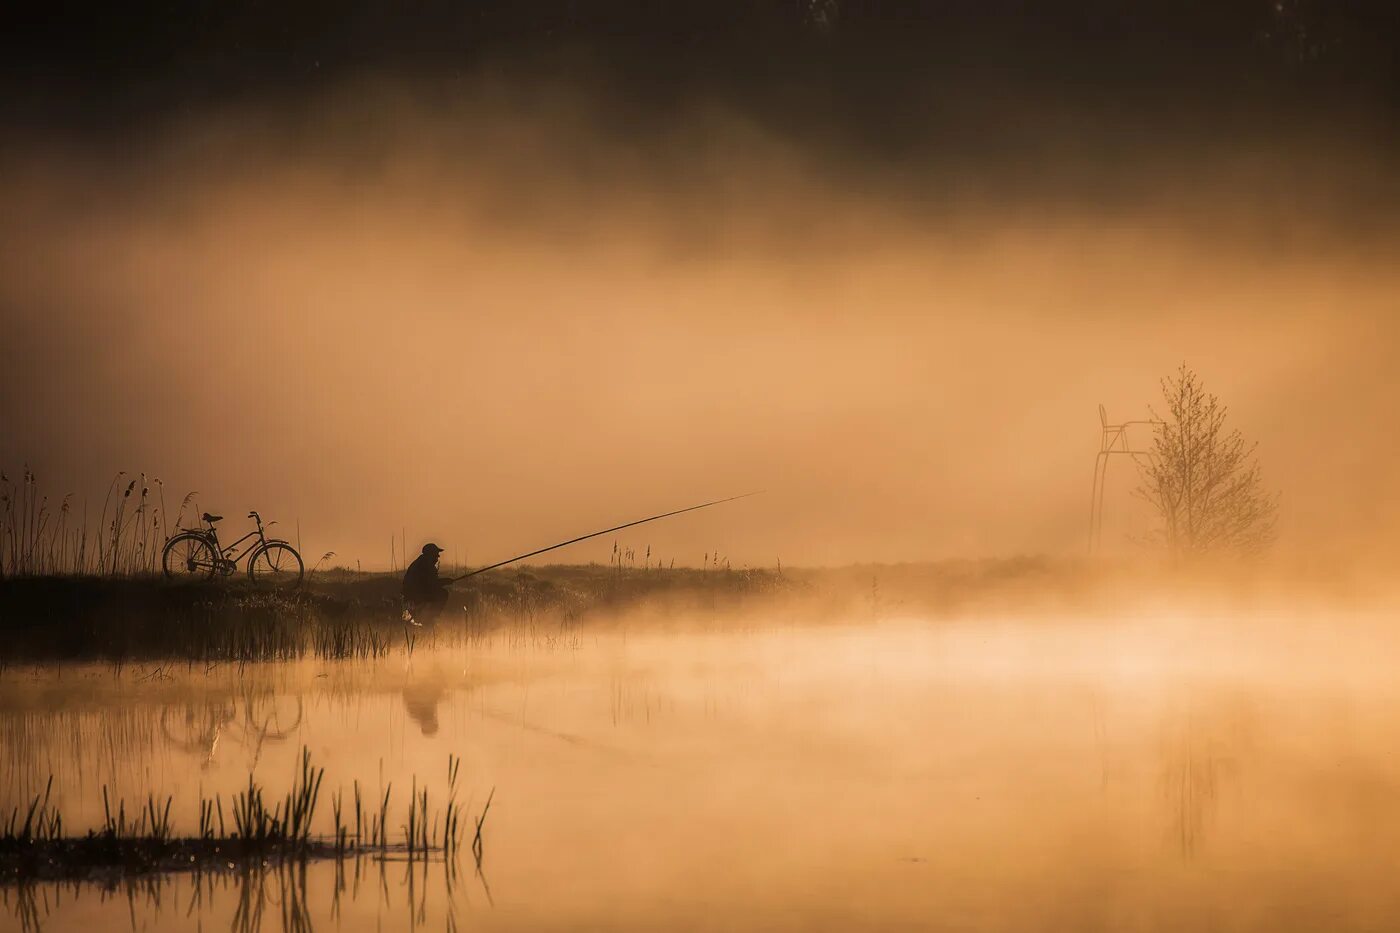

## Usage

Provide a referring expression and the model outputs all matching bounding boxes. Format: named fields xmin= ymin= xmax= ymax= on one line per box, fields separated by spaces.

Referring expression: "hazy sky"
xmin=2 ymin=61 xmax=1397 ymax=570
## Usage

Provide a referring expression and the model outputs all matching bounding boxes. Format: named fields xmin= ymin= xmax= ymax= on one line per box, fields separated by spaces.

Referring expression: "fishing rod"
xmin=449 ymin=492 xmax=760 ymax=583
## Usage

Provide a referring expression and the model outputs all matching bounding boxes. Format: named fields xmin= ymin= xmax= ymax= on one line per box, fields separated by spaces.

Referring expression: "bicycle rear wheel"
xmin=248 ymin=542 xmax=304 ymax=589
xmin=163 ymin=532 xmax=217 ymax=580
xmin=159 ymin=703 xmax=228 ymax=753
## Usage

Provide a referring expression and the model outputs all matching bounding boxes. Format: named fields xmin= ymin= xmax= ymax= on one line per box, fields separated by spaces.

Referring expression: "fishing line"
xmin=449 ymin=492 xmax=761 ymax=583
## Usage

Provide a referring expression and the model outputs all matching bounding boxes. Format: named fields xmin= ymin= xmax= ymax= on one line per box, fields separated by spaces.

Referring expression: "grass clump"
xmin=0 ymin=748 xmax=492 ymax=885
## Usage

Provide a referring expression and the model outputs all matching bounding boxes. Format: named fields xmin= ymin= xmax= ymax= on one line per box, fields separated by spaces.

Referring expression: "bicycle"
xmin=162 ymin=510 xmax=305 ymax=588
xmin=160 ymin=691 xmax=305 ymax=770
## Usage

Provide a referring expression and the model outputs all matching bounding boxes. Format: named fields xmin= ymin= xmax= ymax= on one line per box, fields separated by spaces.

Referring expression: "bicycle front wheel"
xmin=245 ymin=692 xmax=304 ymax=739
xmin=248 ymin=542 xmax=304 ymax=589
xmin=163 ymin=532 xmax=217 ymax=580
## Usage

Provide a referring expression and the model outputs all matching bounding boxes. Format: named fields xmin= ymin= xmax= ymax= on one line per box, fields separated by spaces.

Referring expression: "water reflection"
xmin=6 ymin=847 xmax=493 ymax=933
xmin=402 ymin=671 xmax=446 ymax=738
xmin=160 ymin=692 xmax=304 ymax=770
xmin=6 ymin=620 xmax=1400 ymax=930
xmin=1159 ymin=707 xmax=1233 ymax=858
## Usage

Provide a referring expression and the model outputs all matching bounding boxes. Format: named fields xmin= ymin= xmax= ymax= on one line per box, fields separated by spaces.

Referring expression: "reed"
xmin=471 ymin=787 xmax=494 ymax=868
xmin=0 ymin=749 xmax=480 ymax=884
xmin=443 ymin=754 xmax=463 ymax=856
xmin=97 ymin=785 xmax=174 ymax=842
xmin=308 ymin=551 xmax=337 ymax=580
xmin=1 ymin=468 xmax=195 ymax=578
xmin=2 ymin=777 xmax=61 ymax=845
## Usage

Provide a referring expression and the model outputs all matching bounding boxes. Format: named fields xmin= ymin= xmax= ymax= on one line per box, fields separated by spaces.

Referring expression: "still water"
xmin=4 ymin=612 xmax=1400 ymax=931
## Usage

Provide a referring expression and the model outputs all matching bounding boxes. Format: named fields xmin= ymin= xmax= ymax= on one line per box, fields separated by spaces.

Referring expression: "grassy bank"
xmin=0 ymin=564 xmax=792 ymax=664
xmin=0 ymin=555 xmax=1344 ymax=666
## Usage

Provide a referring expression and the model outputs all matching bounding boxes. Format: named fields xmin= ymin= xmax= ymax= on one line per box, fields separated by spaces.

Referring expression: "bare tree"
xmin=1136 ymin=365 xmax=1278 ymax=557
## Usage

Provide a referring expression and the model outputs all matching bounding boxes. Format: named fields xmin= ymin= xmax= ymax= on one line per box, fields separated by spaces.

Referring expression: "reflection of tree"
xmin=1162 ymin=729 xmax=1223 ymax=857
xmin=1159 ymin=702 xmax=1251 ymax=858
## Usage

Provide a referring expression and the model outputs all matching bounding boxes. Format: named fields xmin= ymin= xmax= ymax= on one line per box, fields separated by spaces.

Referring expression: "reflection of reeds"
xmin=0 ymin=707 xmax=165 ymax=801
xmin=471 ymin=787 xmax=494 ymax=869
xmin=9 ymin=839 xmax=482 ymax=933
xmin=231 ymin=857 xmax=315 ymax=933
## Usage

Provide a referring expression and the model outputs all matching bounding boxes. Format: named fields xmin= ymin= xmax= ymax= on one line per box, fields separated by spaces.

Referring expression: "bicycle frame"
xmin=193 ymin=513 xmax=283 ymax=569
xmin=205 ymin=527 xmax=267 ymax=565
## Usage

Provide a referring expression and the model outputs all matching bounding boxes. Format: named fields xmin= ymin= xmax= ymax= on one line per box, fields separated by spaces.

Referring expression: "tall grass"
xmin=2 ymin=778 xmax=62 ymax=845
xmin=0 ymin=468 xmax=198 ymax=578
xmin=230 ymin=748 xmax=324 ymax=844
xmin=1 ymin=748 xmax=488 ymax=884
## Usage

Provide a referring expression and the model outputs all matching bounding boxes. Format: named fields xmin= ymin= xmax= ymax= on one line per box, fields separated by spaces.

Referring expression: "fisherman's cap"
xmin=422 ymin=543 xmax=445 ymax=555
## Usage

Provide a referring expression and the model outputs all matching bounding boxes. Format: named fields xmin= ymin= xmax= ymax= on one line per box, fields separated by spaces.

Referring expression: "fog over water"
xmin=7 ymin=611 xmax=1400 ymax=930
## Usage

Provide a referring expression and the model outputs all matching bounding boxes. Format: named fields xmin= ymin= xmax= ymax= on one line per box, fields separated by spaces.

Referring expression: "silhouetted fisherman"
xmin=403 ymin=543 xmax=450 ymax=621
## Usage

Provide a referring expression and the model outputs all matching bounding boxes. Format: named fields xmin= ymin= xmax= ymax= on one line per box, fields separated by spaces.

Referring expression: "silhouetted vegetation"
xmin=0 ymin=564 xmax=795 ymax=664
xmin=0 ymin=470 xmax=199 ymax=578
xmin=0 ymin=748 xmax=485 ymax=885
xmin=0 ymin=555 xmax=1305 ymax=665
xmin=1136 ymin=365 xmax=1280 ymax=557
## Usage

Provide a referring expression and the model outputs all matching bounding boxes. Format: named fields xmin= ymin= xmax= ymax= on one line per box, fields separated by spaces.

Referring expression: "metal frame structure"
xmin=1088 ymin=404 xmax=1160 ymax=554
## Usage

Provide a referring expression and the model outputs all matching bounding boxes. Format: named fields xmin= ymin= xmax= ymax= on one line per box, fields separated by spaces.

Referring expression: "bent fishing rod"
xmin=449 ymin=492 xmax=760 ymax=583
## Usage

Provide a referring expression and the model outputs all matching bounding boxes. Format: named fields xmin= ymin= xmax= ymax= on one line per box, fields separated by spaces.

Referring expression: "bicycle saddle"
xmin=202 ymin=513 xmax=223 ymax=524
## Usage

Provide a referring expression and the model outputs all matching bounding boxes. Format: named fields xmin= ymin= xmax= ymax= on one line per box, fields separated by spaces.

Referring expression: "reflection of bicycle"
xmin=160 ymin=693 xmax=304 ymax=769
xmin=162 ymin=510 xmax=304 ymax=587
